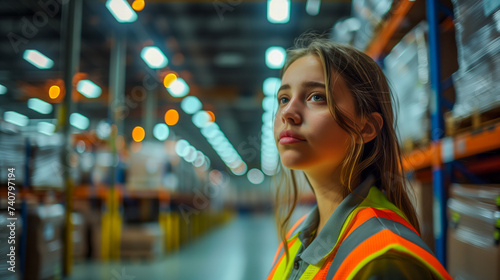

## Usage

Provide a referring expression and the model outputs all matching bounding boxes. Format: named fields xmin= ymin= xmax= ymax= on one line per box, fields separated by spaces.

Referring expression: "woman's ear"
xmin=360 ymin=112 xmax=383 ymax=144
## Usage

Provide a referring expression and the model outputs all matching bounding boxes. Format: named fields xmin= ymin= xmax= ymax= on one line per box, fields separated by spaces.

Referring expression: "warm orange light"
xmin=164 ymin=109 xmax=179 ymax=126
xmin=49 ymin=85 xmax=61 ymax=99
xmin=132 ymin=0 xmax=145 ymax=11
xmin=132 ymin=126 xmax=145 ymax=142
xmin=206 ymin=111 xmax=215 ymax=122
xmin=163 ymin=73 xmax=177 ymax=88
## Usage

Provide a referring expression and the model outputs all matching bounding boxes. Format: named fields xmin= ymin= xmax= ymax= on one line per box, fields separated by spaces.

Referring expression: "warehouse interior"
xmin=0 ymin=0 xmax=500 ymax=279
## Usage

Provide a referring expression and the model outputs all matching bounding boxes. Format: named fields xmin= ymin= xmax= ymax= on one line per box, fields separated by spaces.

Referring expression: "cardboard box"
xmin=410 ymin=180 xmax=435 ymax=252
xmin=25 ymin=204 xmax=64 ymax=280
xmin=447 ymin=184 xmax=500 ymax=279
xmin=120 ymin=223 xmax=163 ymax=260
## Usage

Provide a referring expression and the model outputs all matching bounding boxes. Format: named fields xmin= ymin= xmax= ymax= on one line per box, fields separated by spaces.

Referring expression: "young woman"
xmin=267 ymin=35 xmax=451 ymax=280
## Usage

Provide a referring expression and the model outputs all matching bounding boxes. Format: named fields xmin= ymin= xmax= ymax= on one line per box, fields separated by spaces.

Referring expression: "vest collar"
xmin=298 ymin=173 xmax=376 ymax=265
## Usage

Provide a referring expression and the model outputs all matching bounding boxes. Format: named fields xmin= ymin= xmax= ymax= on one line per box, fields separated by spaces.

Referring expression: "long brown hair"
xmin=272 ymin=34 xmax=420 ymax=265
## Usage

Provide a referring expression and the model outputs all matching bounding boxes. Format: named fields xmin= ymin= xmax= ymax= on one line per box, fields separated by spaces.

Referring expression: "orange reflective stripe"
xmin=312 ymin=251 xmax=335 ymax=280
xmin=332 ymin=229 xmax=451 ymax=280
xmin=270 ymin=213 xmax=309 ymax=268
xmin=267 ymin=238 xmax=299 ymax=280
xmin=344 ymin=207 xmax=418 ymax=239
xmin=287 ymin=214 xmax=308 ymax=239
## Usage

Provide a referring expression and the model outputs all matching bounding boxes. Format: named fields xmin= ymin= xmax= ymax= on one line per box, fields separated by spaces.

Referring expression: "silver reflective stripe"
xmin=325 ymin=217 xmax=434 ymax=279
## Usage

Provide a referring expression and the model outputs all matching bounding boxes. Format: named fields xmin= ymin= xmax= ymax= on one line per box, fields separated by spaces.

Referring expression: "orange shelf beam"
xmin=403 ymin=122 xmax=500 ymax=172
xmin=365 ymin=0 xmax=415 ymax=59
xmin=453 ymin=123 xmax=500 ymax=159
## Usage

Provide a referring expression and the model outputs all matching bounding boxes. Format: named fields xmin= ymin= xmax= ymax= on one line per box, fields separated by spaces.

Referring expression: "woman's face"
xmin=274 ymin=55 xmax=358 ymax=174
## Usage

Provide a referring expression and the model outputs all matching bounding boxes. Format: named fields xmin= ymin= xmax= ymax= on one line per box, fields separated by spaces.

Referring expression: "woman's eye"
xmin=311 ymin=94 xmax=325 ymax=102
xmin=278 ymin=97 xmax=289 ymax=104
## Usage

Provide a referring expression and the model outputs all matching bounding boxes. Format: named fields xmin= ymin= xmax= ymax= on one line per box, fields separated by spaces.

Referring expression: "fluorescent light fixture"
xmin=4 ymin=111 xmax=28 ymax=127
xmin=306 ymin=0 xmax=321 ymax=16
xmin=69 ymin=113 xmax=89 ymax=130
xmin=153 ymin=123 xmax=169 ymax=141
xmin=23 ymin=50 xmax=54 ymax=69
xmin=262 ymin=96 xmax=276 ymax=112
xmin=201 ymin=123 xmax=220 ymax=138
xmin=27 ymin=98 xmax=53 ymax=114
xmin=193 ymin=151 xmax=205 ymax=167
xmin=263 ymin=77 xmax=281 ymax=96
xmin=106 ymin=0 xmax=138 ymax=23
xmin=265 ymin=46 xmax=286 ymax=69
xmin=96 ymin=120 xmax=111 ymax=139
xmin=77 ymin=80 xmax=102 ymax=98
xmin=267 ymin=0 xmax=290 ymax=24
xmin=262 ymin=111 xmax=273 ymax=124
xmin=141 ymin=46 xmax=168 ymax=69
xmin=175 ymin=139 xmax=190 ymax=157
xmin=37 ymin=122 xmax=56 ymax=135
xmin=184 ymin=146 xmax=197 ymax=162
xmin=180 ymin=96 xmax=202 ymax=114
xmin=230 ymin=161 xmax=247 ymax=175
xmin=0 ymin=84 xmax=6 ymax=95
xmin=167 ymin=78 xmax=189 ymax=98
xmin=248 ymin=168 xmax=265 ymax=184
xmin=192 ymin=111 xmax=211 ymax=128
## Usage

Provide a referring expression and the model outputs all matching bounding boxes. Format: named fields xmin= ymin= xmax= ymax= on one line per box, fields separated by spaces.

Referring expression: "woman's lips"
xmin=279 ymin=137 xmax=306 ymax=145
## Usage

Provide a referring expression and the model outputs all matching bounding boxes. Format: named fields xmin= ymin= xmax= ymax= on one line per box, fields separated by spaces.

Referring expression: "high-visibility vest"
xmin=267 ymin=187 xmax=452 ymax=280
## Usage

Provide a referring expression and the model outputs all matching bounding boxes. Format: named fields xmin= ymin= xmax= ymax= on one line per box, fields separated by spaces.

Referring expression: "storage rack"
xmin=368 ymin=0 xmax=500 ymax=267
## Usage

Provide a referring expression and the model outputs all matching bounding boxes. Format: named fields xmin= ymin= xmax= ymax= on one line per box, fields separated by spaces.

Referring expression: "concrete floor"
xmin=67 ymin=213 xmax=279 ymax=280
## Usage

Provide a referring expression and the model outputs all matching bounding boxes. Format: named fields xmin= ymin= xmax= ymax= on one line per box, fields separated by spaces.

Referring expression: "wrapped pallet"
xmin=384 ymin=22 xmax=430 ymax=145
xmin=447 ymin=184 xmax=500 ymax=280
xmin=351 ymin=0 xmax=394 ymax=50
xmin=451 ymin=0 xmax=500 ymax=118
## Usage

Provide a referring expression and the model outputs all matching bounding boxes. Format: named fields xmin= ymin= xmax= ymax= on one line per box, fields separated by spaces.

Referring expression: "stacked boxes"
xmin=25 ymin=204 xmax=64 ymax=280
xmin=451 ymin=0 xmax=500 ymax=118
xmin=120 ymin=223 xmax=163 ymax=260
xmin=447 ymin=184 xmax=500 ymax=279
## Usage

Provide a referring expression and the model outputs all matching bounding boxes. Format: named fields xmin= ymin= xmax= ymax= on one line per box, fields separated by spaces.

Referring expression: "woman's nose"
xmin=281 ymin=99 xmax=302 ymax=125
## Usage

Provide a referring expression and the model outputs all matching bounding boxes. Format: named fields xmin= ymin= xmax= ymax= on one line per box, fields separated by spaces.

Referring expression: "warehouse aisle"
xmin=68 ymin=213 xmax=279 ymax=280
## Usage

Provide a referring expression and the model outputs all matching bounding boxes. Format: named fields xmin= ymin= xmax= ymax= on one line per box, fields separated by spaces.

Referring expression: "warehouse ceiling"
xmin=0 ymin=0 xmax=351 ymax=172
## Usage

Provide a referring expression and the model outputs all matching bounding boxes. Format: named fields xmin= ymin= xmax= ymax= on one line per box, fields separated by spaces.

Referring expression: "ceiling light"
xmin=27 ymin=98 xmax=53 ymax=114
xmin=153 ymin=123 xmax=169 ymax=141
xmin=23 ymin=50 xmax=54 ymax=69
xmin=167 ymin=78 xmax=189 ymax=98
xmin=263 ymin=77 xmax=281 ymax=96
xmin=141 ymin=46 xmax=168 ymax=69
xmin=267 ymin=0 xmax=290 ymax=24
xmin=180 ymin=96 xmax=202 ymax=114
xmin=37 ymin=122 xmax=55 ymax=136
xmin=4 ymin=111 xmax=28 ymax=127
xmin=192 ymin=111 xmax=211 ymax=128
xmin=265 ymin=46 xmax=286 ymax=69
xmin=175 ymin=139 xmax=190 ymax=157
xmin=77 ymin=80 xmax=101 ymax=98
xmin=106 ymin=0 xmax=138 ymax=23
xmin=306 ymin=0 xmax=321 ymax=16
xmin=247 ymin=168 xmax=265 ymax=184
xmin=69 ymin=113 xmax=89 ymax=130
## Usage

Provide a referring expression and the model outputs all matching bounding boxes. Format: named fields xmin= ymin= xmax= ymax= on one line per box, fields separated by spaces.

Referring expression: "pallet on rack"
xmin=445 ymin=105 xmax=500 ymax=136
xmin=402 ymin=136 xmax=430 ymax=154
